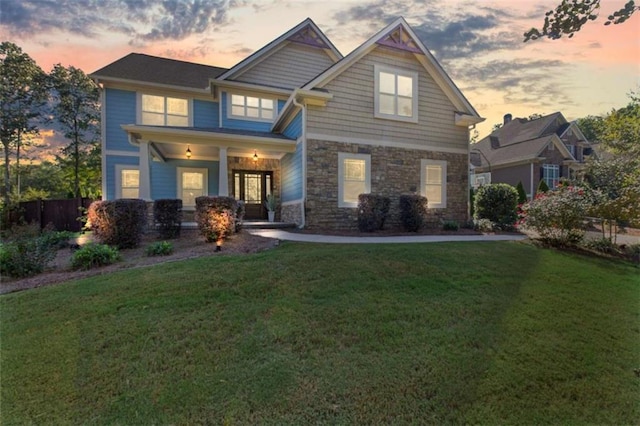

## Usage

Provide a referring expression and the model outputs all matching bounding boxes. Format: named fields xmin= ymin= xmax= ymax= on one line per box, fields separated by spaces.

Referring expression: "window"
xmin=567 ymin=145 xmax=576 ymax=157
xmin=115 ymin=165 xmax=139 ymax=199
xmin=177 ymin=168 xmax=208 ymax=208
xmin=141 ymin=94 xmax=189 ymax=126
xmin=542 ymin=164 xmax=559 ymax=188
xmin=374 ymin=65 xmax=418 ymax=122
xmin=421 ymin=160 xmax=447 ymax=208
xmin=229 ymin=94 xmax=275 ymax=121
xmin=338 ymin=153 xmax=371 ymax=207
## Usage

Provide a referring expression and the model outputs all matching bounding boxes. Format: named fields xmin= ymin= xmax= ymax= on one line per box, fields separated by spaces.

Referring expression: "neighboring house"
xmin=470 ymin=112 xmax=596 ymax=198
xmin=91 ymin=17 xmax=483 ymax=230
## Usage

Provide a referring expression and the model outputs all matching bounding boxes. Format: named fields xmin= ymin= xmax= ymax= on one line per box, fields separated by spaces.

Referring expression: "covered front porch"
xmin=122 ymin=125 xmax=296 ymax=220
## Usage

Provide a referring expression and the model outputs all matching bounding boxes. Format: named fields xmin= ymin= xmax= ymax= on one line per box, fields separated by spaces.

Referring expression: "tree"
xmin=576 ymin=115 xmax=604 ymax=142
xmin=49 ymin=64 xmax=100 ymax=198
xmin=0 ymin=42 xmax=47 ymax=208
xmin=516 ymin=181 xmax=528 ymax=204
xmin=598 ymin=92 xmax=639 ymax=156
xmin=524 ymin=0 xmax=639 ymax=41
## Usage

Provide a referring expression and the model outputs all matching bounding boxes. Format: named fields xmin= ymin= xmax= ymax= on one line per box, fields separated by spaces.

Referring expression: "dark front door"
xmin=233 ymin=170 xmax=273 ymax=220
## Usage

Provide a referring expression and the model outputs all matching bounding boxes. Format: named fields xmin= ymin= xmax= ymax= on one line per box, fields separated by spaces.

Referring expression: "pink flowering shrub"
xmin=518 ymin=183 xmax=590 ymax=246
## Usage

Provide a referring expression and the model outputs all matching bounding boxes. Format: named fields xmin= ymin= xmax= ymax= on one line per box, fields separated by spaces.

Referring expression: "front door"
xmin=233 ymin=170 xmax=273 ymax=220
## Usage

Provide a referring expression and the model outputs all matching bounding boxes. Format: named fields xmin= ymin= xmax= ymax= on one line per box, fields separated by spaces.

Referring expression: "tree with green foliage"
xmin=537 ymin=179 xmax=550 ymax=194
xmin=524 ymin=0 xmax=639 ymax=41
xmin=49 ymin=64 xmax=100 ymax=198
xmin=584 ymin=156 xmax=640 ymax=240
xmin=515 ymin=181 xmax=528 ymax=204
xmin=576 ymin=115 xmax=604 ymax=142
xmin=598 ymin=92 xmax=639 ymax=157
xmin=0 ymin=42 xmax=47 ymax=208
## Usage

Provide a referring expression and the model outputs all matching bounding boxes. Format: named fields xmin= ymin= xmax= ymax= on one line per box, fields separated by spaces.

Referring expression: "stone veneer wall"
xmin=227 ymin=156 xmax=282 ymax=220
xmin=304 ymin=139 xmax=469 ymax=231
xmin=281 ymin=202 xmax=304 ymax=226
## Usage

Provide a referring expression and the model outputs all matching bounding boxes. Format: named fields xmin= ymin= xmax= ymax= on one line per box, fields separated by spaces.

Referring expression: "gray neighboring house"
xmin=470 ymin=112 xmax=596 ymax=198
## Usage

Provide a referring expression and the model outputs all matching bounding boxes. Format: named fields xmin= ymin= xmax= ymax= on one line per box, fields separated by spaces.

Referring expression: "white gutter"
xmin=292 ymin=96 xmax=306 ymax=229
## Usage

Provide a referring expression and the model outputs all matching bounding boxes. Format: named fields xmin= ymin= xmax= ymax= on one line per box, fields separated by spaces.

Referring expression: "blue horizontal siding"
xmin=105 ymin=155 xmax=139 ymax=200
xmin=151 ymin=160 xmax=220 ymax=200
xmin=220 ymin=92 xmax=278 ymax=132
xmin=193 ymin=99 xmax=219 ymax=128
xmin=281 ymin=141 xmax=303 ymax=202
xmin=105 ymin=88 xmax=137 ymax=152
xmin=283 ymin=111 xmax=302 ymax=140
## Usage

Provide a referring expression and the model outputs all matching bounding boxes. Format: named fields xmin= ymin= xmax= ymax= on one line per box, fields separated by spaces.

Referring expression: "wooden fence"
xmin=14 ymin=198 xmax=94 ymax=232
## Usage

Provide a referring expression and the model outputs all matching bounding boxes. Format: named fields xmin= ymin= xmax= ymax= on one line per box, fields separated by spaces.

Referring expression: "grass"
xmin=1 ymin=241 xmax=639 ymax=424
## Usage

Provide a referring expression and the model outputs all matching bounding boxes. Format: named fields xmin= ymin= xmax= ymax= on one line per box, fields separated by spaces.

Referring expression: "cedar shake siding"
xmin=307 ymin=46 xmax=468 ymax=151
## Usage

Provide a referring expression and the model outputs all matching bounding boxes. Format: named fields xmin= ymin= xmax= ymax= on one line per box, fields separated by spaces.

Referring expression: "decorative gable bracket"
xmin=376 ymin=24 xmax=422 ymax=53
xmin=288 ymin=25 xmax=331 ymax=49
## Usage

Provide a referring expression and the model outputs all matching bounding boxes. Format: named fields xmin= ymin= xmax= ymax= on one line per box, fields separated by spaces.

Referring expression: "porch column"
xmin=218 ymin=146 xmax=229 ymax=196
xmin=139 ymin=140 xmax=151 ymax=200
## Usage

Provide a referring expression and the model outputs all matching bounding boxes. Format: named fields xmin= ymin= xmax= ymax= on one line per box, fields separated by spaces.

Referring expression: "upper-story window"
xmin=229 ymin=94 xmax=275 ymax=121
xmin=141 ymin=94 xmax=189 ymax=126
xmin=374 ymin=65 xmax=418 ymax=123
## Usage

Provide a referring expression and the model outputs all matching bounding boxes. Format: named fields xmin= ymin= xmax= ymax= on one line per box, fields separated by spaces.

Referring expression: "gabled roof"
xmin=215 ymin=18 xmax=342 ymax=81
xmin=472 ymin=112 xmax=576 ymax=169
xmin=91 ymin=53 xmax=227 ymax=90
xmin=302 ymin=17 xmax=481 ymax=121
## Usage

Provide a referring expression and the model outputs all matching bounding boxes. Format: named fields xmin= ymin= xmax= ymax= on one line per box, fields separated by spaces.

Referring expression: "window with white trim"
xmin=141 ymin=94 xmax=189 ymax=126
xmin=374 ymin=65 xmax=418 ymax=122
xmin=115 ymin=165 xmax=139 ymax=199
xmin=338 ymin=153 xmax=371 ymax=208
xmin=542 ymin=164 xmax=559 ymax=188
xmin=229 ymin=94 xmax=275 ymax=121
xmin=177 ymin=168 xmax=208 ymax=208
xmin=421 ymin=159 xmax=447 ymax=208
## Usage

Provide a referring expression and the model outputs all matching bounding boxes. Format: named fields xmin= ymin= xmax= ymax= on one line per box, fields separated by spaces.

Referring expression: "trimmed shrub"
xmin=470 ymin=187 xmax=476 ymax=218
xmin=399 ymin=194 xmax=428 ymax=232
xmin=88 ymin=199 xmax=148 ymax=249
xmin=519 ymin=184 xmax=589 ymax=246
xmin=154 ymin=199 xmax=182 ymax=239
xmin=474 ymin=218 xmax=495 ymax=233
xmin=70 ymin=243 xmax=120 ymax=270
xmin=357 ymin=194 xmax=390 ymax=232
xmin=474 ymin=183 xmax=518 ymax=230
xmin=516 ymin=181 xmax=528 ymax=204
xmin=195 ymin=196 xmax=238 ymax=243
xmin=146 ymin=241 xmax=174 ymax=256
xmin=537 ymin=179 xmax=550 ymax=193
xmin=235 ymin=200 xmax=246 ymax=233
xmin=443 ymin=220 xmax=459 ymax=231
xmin=623 ymin=244 xmax=640 ymax=264
xmin=583 ymin=237 xmax=618 ymax=254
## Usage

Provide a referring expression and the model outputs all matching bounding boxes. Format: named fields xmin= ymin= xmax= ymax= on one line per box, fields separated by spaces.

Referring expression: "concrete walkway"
xmin=247 ymin=229 xmax=527 ymax=244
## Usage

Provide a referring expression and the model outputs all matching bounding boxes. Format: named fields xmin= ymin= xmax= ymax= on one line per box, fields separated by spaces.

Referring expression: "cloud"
xmin=0 ymin=0 xmax=242 ymax=44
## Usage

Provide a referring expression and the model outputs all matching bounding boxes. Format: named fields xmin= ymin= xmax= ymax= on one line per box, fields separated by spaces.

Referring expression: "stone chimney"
xmin=503 ymin=113 xmax=512 ymax=125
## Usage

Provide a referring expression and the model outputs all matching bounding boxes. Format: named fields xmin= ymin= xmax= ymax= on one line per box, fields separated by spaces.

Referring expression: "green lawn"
xmin=2 ymin=241 xmax=639 ymax=424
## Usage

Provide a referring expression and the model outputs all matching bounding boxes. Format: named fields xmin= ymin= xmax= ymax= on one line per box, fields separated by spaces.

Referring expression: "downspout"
xmin=292 ymin=95 xmax=306 ymax=228
xmin=467 ymin=124 xmax=476 ymax=220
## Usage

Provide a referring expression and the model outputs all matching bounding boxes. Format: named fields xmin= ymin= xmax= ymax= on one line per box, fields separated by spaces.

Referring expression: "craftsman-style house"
xmin=92 ymin=17 xmax=483 ymax=230
xmin=470 ymin=112 xmax=595 ymax=199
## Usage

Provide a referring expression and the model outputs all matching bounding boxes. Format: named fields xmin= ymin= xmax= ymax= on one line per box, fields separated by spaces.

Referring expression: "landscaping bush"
xmin=195 ymin=196 xmax=238 ymax=243
xmin=357 ymin=194 xmax=390 ymax=232
xmin=537 ymin=179 xmax=550 ymax=193
xmin=70 ymin=243 xmax=121 ymax=270
xmin=474 ymin=218 xmax=495 ymax=233
xmin=88 ymin=199 xmax=148 ymax=249
xmin=474 ymin=183 xmax=518 ymax=230
xmin=623 ymin=243 xmax=640 ymax=264
xmin=153 ymin=199 xmax=182 ymax=239
xmin=519 ymin=184 xmax=590 ymax=247
xmin=146 ymin=241 xmax=174 ymax=256
xmin=235 ymin=200 xmax=245 ymax=233
xmin=583 ymin=237 xmax=618 ymax=254
xmin=442 ymin=220 xmax=459 ymax=231
xmin=0 ymin=233 xmax=61 ymax=278
xmin=469 ymin=187 xmax=476 ymax=218
xmin=516 ymin=181 xmax=528 ymax=204
xmin=399 ymin=194 xmax=428 ymax=232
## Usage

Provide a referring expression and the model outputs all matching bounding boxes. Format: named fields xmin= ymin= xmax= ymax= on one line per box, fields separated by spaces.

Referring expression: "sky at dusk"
xmin=1 ymin=0 xmax=639 ymax=153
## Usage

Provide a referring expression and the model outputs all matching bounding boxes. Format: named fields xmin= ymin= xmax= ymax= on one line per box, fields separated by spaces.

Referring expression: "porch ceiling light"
xmin=186 ymin=145 xmax=192 ymax=159
xmin=253 ymin=150 xmax=258 ymax=162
